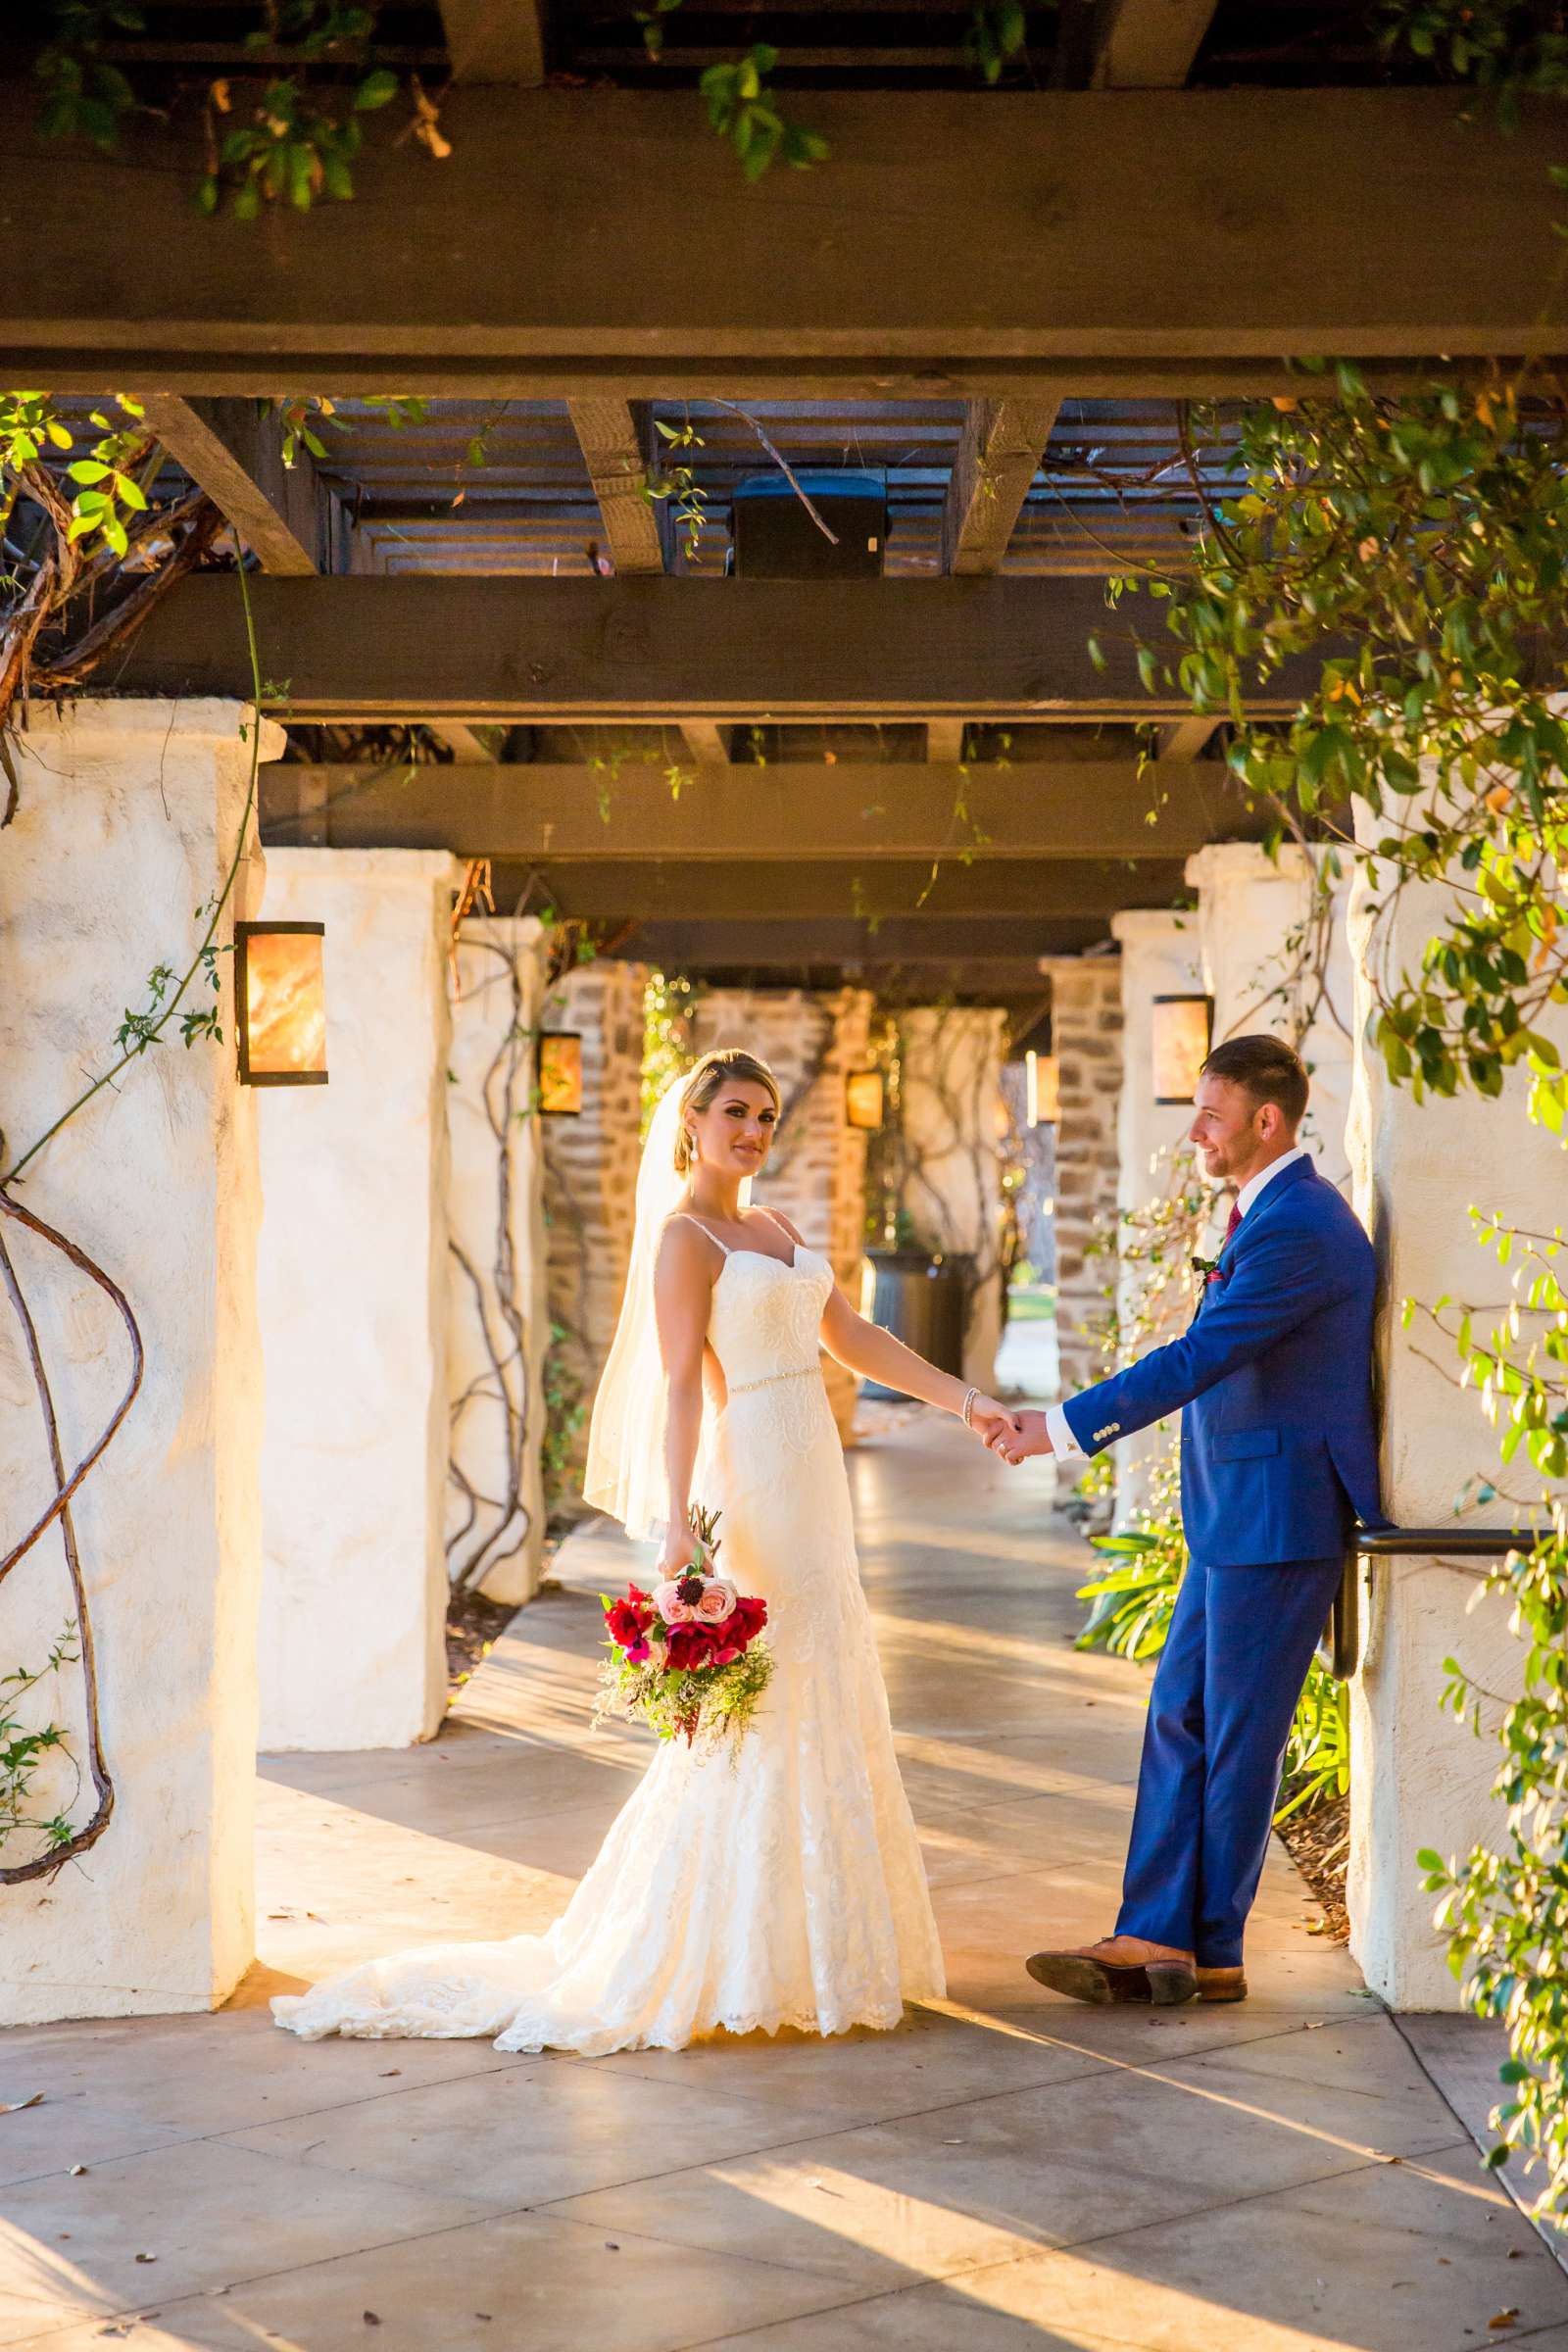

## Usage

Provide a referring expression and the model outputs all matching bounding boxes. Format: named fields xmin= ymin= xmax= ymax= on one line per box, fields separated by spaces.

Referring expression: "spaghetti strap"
xmin=667 ymin=1211 xmax=730 ymax=1258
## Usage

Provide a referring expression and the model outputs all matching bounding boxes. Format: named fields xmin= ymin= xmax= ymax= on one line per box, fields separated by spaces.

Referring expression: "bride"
xmin=273 ymin=1047 xmax=1019 ymax=2054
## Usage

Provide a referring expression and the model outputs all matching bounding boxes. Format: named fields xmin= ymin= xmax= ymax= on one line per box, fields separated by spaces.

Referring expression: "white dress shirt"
xmin=1044 ymin=1145 xmax=1312 ymax=1463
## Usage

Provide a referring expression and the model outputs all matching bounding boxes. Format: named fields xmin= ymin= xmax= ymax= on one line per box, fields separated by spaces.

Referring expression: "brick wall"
xmin=540 ymin=959 xmax=648 ymax=1505
xmin=1040 ymin=956 xmax=1124 ymax=1396
xmin=690 ymin=987 xmax=875 ymax=1441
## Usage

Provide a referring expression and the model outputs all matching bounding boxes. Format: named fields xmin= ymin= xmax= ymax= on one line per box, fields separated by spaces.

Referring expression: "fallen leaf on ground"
xmin=135 ymin=2251 xmax=157 ymax=2263
xmin=1489 ymin=2312 xmax=1520 ymax=2329
xmin=69 ymin=2164 xmax=87 ymax=2177
xmin=363 ymin=2314 xmax=380 ymax=2328
xmin=0 ymin=2093 xmax=43 ymax=2114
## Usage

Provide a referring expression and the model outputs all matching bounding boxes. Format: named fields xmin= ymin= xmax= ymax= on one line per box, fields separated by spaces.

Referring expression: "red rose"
xmin=606 ymin=1597 xmax=652 ymax=1649
xmin=727 ymin=1595 xmax=767 ymax=1649
xmin=665 ymin=1622 xmax=717 ymax=1673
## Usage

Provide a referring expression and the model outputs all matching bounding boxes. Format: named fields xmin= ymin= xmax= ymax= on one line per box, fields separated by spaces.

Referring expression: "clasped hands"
xmin=965 ymin=1399 xmax=1055 ymax=1466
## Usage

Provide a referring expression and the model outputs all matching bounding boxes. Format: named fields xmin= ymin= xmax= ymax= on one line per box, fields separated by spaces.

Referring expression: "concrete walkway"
xmin=4 ymin=1419 xmax=1567 ymax=2351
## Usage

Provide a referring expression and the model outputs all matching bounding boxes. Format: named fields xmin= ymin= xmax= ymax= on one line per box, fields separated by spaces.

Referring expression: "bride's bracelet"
xmin=960 ymin=1385 xmax=978 ymax=1428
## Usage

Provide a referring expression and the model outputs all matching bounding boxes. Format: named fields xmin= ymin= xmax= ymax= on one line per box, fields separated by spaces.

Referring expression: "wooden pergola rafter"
xmin=18 ymin=42 xmax=1548 ymax=989
xmin=11 ymin=92 xmax=1561 ymax=398
xmin=118 ymin=574 xmax=1326 ymax=722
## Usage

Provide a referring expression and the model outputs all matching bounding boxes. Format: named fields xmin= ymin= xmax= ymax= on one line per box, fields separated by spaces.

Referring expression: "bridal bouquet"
xmin=596 ymin=1505 xmax=773 ymax=1753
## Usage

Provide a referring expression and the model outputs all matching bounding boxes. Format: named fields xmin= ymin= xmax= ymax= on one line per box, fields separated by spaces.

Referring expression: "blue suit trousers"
xmin=1115 ymin=1555 xmax=1343 ymax=1967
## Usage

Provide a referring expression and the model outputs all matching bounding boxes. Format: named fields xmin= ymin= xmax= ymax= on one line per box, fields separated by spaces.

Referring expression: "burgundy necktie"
xmin=1223 ymin=1200 xmax=1243 ymax=1248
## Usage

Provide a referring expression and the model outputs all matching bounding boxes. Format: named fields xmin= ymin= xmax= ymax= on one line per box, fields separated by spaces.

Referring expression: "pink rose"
xmin=696 ymin=1576 xmax=739 ymax=1625
xmin=654 ymin=1580 xmax=698 ymax=1626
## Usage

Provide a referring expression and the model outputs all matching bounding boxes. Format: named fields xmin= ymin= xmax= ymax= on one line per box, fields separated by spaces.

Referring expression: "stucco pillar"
xmin=690 ymin=986 xmax=874 ymax=1441
xmin=1345 ymin=810 xmax=1559 ymax=2009
xmin=257 ymin=849 xmax=460 ymax=1751
xmin=897 ymin=1005 xmax=1007 ymax=1394
xmin=447 ymin=915 xmax=551 ymax=1605
xmin=0 ymin=699 xmax=273 ymax=2021
xmin=1109 ymin=909 xmax=1207 ymax=1516
xmin=1184 ymin=841 xmax=1354 ymax=1190
xmin=1039 ymin=956 xmax=1124 ymax=1395
xmin=541 ymin=959 xmax=648 ymax=1512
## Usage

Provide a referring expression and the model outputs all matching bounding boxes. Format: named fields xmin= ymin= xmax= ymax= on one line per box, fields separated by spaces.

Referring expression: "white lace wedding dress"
xmin=271 ymin=1233 xmax=946 ymax=2054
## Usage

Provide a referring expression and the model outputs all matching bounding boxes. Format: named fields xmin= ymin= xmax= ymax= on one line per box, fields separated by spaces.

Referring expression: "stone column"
xmin=1185 ymin=841 xmax=1354 ymax=1191
xmin=1109 ymin=909 xmax=1207 ymax=1515
xmin=1040 ymin=956 xmax=1124 ymax=1395
xmin=690 ymin=986 xmax=874 ymax=1441
xmin=256 ymin=849 xmax=460 ymax=1751
xmin=897 ymin=1005 xmax=1007 ymax=1394
xmin=1344 ymin=813 xmax=1559 ymax=2010
xmin=447 ymin=915 xmax=551 ymax=1605
xmin=540 ymin=959 xmax=648 ymax=1512
xmin=0 ymin=700 xmax=273 ymax=2022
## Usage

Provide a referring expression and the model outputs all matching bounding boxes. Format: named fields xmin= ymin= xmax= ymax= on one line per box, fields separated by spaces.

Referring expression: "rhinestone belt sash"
xmin=726 ymin=1366 xmax=818 ymax=1397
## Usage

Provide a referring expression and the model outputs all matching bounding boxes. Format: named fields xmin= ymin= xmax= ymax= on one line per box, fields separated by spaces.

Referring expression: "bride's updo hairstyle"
xmin=674 ymin=1049 xmax=781 ymax=1174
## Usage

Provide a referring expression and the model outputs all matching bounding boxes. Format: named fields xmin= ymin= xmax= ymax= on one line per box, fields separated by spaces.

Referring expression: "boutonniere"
xmin=1191 ymin=1252 xmax=1227 ymax=1291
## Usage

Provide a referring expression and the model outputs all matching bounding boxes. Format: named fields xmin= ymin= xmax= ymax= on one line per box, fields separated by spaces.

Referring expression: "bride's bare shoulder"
xmin=657 ymin=1212 xmax=722 ymax=1269
xmin=758 ymin=1205 xmax=806 ymax=1248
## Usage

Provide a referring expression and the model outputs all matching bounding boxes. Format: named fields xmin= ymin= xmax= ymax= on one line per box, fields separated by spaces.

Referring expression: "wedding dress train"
xmin=271 ymin=1238 xmax=946 ymax=2054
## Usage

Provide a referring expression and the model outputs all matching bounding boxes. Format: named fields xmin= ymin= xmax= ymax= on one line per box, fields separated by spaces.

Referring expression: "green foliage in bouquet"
xmin=595 ymin=1639 xmax=774 ymax=1756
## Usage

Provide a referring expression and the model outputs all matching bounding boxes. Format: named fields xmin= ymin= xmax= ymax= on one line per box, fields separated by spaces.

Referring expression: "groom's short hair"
xmin=1200 ymin=1034 xmax=1309 ymax=1128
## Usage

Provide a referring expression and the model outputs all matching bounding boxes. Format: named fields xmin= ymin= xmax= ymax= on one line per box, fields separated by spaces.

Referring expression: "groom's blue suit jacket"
xmin=1061 ymin=1155 xmax=1381 ymax=1567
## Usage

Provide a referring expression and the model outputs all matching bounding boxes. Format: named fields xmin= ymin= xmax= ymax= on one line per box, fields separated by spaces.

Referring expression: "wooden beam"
xmin=138 ymin=394 xmax=324 ymax=574
xmin=120 ymin=575 xmax=1327 ymax=721
xmin=11 ymin=91 xmax=1566 ymax=397
xmin=941 ymin=399 xmax=1061 ymax=575
xmin=925 ymin=719 xmax=966 ymax=762
xmin=259 ymin=759 xmax=1257 ymax=859
xmin=430 ymin=723 xmax=502 ymax=761
xmin=1090 ymin=0 xmax=1219 ymax=86
xmin=604 ymin=917 xmax=1117 ymax=964
xmin=475 ymin=858 xmax=1188 ymax=921
xmin=611 ymin=939 xmax=1102 ymax=989
xmin=437 ymin=0 xmax=545 ymax=82
xmin=678 ymin=720 xmax=731 ymax=767
xmin=1157 ymin=713 xmax=1223 ymax=760
xmin=565 ymin=397 xmax=664 ymax=574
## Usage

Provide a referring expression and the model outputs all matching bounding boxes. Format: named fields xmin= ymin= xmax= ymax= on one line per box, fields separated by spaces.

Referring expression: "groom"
xmin=993 ymin=1034 xmax=1380 ymax=2006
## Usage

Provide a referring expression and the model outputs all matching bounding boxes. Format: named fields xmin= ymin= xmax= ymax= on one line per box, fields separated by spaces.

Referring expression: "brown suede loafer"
xmin=1025 ymin=1950 xmax=1199 ymax=2007
xmin=1196 ymin=1966 xmax=1248 ymax=2003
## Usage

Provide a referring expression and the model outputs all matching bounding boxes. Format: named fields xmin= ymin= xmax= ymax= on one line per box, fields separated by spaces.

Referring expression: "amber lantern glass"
xmin=845 ymin=1068 xmax=885 ymax=1131
xmin=1025 ymin=1051 xmax=1060 ymax=1126
xmin=1152 ymin=995 xmax=1213 ymax=1105
xmin=236 ymin=922 xmax=327 ymax=1087
xmin=537 ymin=1031 xmax=585 ymax=1116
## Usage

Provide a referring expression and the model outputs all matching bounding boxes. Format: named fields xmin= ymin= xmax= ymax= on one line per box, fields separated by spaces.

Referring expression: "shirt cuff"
xmin=1046 ymin=1399 xmax=1085 ymax=1462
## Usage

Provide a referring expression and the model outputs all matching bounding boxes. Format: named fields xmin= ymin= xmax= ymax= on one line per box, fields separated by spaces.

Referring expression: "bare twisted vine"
xmin=447 ymin=926 xmax=537 ymax=1593
xmin=0 ymin=1192 xmax=142 ymax=1880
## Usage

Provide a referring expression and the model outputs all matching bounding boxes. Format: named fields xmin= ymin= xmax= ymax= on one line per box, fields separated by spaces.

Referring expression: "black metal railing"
xmin=1325 ymin=1525 xmax=1528 ymax=1678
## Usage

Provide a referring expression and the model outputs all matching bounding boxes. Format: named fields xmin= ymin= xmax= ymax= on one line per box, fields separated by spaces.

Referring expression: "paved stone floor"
xmin=4 ymin=1418 xmax=1567 ymax=2351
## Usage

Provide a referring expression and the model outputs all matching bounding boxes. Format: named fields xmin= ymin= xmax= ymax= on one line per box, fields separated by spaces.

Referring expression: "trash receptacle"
xmin=861 ymin=1250 xmax=971 ymax=1398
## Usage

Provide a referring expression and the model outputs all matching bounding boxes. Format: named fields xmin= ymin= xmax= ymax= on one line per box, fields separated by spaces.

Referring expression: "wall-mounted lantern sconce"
xmin=235 ymin=922 xmax=327 ymax=1087
xmin=537 ymin=1031 xmax=585 ymax=1116
xmin=845 ymin=1068 xmax=885 ymax=1131
xmin=1152 ymin=994 xmax=1214 ymax=1105
xmin=1025 ymin=1051 xmax=1059 ymax=1127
